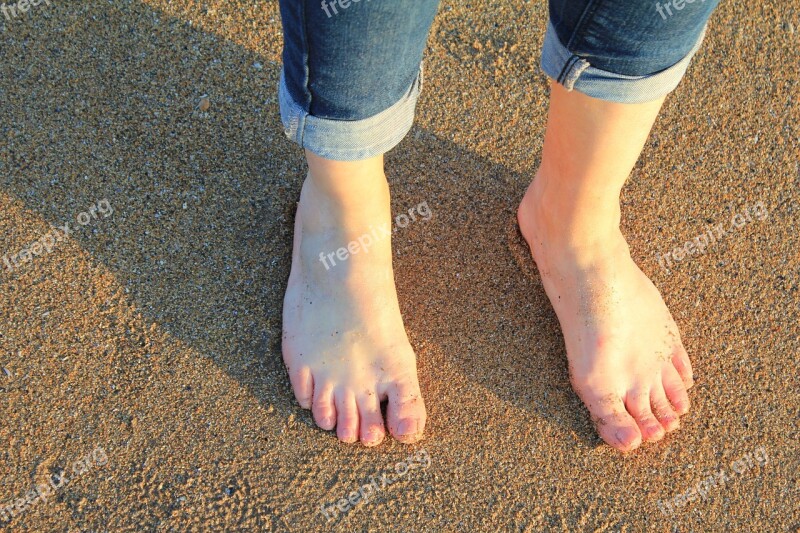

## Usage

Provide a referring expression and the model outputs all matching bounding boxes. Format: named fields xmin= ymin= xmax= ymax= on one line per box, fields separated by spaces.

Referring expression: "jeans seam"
xmin=298 ymin=1 xmax=313 ymax=146
xmin=557 ymin=55 xmax=579 ymax=84
xmin=565 ymin=0 xmax=605 ymax=52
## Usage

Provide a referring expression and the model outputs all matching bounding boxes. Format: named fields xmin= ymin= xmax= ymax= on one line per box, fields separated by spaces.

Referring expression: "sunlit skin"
xmin=282 ymin=83 xmax=694 ymax=451
xmin=282 ymin=151 xmax=425 ymax=447
xmin=519 ymin=83 xmax=693 ymax=450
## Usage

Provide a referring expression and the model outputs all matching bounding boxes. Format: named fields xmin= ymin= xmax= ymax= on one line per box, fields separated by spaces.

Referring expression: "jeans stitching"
xmin=565 ymin=0 xmax=605 ymax=51
xmin=298 ymin=1 xmax=314 ymax=145
xmin=563 ymin=57 xmax=590 ymax=90
xmin=557 ymin=55 xmax=579 ymax=84
xmin=557 ymin=0 xmax=604 ymax=87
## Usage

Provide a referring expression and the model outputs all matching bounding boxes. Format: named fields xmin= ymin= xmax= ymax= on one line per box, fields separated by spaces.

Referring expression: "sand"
xmin=0 ymin=0 xmax=797 ymax=531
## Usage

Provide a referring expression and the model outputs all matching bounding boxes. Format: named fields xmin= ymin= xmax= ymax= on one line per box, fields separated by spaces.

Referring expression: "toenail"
xmin=365 ymin=430 xmax=383 ymax=443
xmin=398 ymin=419 xmax=418 ymax=436
xmin=341 ymin=431 xmax=355 ymax=441
xmin=615 ymin=429 xmax=638 ymax=448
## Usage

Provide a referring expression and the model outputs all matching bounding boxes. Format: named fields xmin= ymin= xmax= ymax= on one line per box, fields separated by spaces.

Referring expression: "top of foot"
xmin=282 ymin=172 xmax=426 ymax=447
xmin=518 ymin=179 xmax=694 ymax=451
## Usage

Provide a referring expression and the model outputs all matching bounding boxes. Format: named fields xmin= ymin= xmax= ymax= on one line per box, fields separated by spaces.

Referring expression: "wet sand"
xmin=1 ymin=0 xmax=798 ymax=531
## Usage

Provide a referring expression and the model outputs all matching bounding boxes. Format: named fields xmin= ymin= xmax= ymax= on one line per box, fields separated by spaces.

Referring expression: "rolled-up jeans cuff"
xmin=540 ymin=21 xmax=707 ymax=104
xmin=278 ymin=67 xmax=422 ymax=161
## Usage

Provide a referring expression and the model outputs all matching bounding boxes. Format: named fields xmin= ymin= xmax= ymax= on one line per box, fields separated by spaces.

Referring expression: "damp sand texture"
xmin=1 ymin=0 xmax=798 ymax=531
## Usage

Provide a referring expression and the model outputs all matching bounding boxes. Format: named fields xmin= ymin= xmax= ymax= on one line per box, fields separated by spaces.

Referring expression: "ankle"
xmin=301 ymin=172 xmax=391 ymax=232
xmin=301 ymin=152 xmax=391 ymax=231
xmin=520 ymin=169 xmax=627 ymax=259
xmin=306 ymin=150 xmax=387 ymax=205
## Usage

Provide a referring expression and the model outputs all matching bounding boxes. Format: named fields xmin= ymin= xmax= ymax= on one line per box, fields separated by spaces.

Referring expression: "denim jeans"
xmin=279 ymin=0 xmax=720 ymax=161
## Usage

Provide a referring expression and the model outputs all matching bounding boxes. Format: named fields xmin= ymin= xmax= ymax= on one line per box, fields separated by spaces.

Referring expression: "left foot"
xmin=518 ymin=173 xmax=694 ymax=452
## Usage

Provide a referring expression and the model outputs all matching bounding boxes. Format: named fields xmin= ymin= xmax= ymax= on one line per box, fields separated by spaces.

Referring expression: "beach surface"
xmin=1 ymin=0 xmax=798 ymax=530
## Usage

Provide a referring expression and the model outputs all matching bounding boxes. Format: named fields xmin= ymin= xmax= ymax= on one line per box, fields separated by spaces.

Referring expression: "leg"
xmin=519 ymin=85 xmax=692 ymax=451
xmin=284 ymin=151 xmax=426 ymax=446
xmin=520 ymin=0 xmax=719 ymax=451
xmin=278 ymin=0 xmax=440 ymax=446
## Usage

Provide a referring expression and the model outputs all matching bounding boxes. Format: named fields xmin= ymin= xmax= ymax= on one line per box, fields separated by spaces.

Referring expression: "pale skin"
xmin=282 ymin=81 xmax=694 ymax=451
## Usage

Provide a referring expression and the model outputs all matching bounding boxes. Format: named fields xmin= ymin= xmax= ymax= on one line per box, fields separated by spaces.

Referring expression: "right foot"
xmin=282 ymin=168 xmax=426 ymax=447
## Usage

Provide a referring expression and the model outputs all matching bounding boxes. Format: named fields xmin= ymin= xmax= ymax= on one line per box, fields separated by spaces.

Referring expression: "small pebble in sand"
xmin=199 ymin=96 xmax=210 ymax=112
xmin=2 ymin=367 xmax=11 ymax=378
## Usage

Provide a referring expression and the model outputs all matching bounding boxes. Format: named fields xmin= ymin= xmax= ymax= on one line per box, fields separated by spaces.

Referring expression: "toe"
xmin=671 ymin=346 xmax=694 ymax=389
xmin=334 ymin=391 xmax=359 ymax=443
xmin=651 ymin=383 xmax=680 ymax=432
xmin=312 ymin=382 xmax=337 ymax=431
xmin=581 ymin=389 xmax=642 ymax=452
xmin=288 ymin=366 xmax=313 ymax=409
xmin=386 ymin=377 xmax=426 ymax=444
xmin=662 ymin=365 xmax=690 ymax=415
xmin=625 ymin=388 xmax=665 ymax=442
xmin=356 ymin=393 xmax=386 ymax=447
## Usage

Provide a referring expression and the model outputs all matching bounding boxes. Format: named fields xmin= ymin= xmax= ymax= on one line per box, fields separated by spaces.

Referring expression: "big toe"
xmin=581 ymin=388 xmax=642 ymax=452
xmin=386 ymin=377 xmax=426 ymax=444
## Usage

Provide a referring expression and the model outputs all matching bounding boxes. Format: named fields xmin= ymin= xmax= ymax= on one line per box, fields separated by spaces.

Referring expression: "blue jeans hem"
xmin=278 ymin=66 xmax=422 ymax=161
xmin=540 ymin=21 xmax=707 ymax=104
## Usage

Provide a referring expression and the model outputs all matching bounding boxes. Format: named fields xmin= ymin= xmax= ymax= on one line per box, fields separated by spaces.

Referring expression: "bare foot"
xmin=518 ymin=173 xmax=694 ymax=451
xmin=282 ymin=171 xmax=426 ymax=447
